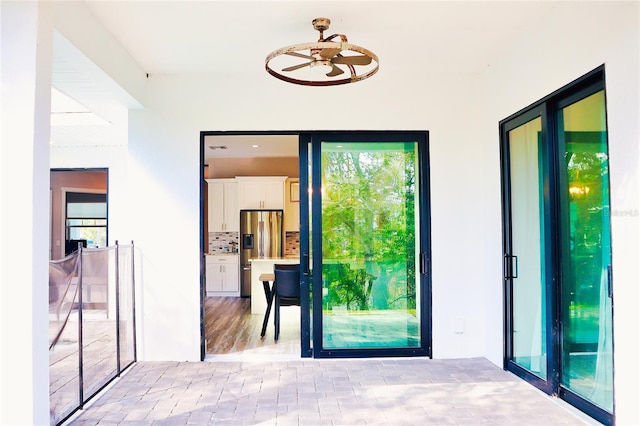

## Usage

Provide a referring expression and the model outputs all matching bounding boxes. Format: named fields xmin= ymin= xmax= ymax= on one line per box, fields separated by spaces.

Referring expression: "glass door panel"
xmin=319 ymin=141 xmax=421 ymax=350
xmin=507 ymin=116 xmax=548 ymax=379
xmin=558 ymin=90 xmax=613 ymax=411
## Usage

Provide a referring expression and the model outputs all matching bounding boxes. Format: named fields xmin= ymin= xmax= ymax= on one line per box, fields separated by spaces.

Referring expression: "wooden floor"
xmin=204 ymin=297 xmax=300 ymax=357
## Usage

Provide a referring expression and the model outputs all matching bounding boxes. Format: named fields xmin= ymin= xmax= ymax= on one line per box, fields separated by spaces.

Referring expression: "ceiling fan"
xmin=265 ymin=17 xmax=379 ymax=86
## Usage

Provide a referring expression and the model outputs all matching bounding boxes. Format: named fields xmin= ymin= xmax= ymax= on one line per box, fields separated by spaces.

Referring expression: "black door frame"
xmin=300 ymin=131 xmax=432 ymax=359
xmin=499 ymin=66 xmax=615 ymax=425
xmin=199 ymin=130 xmax=301 ymax=359
xmin=500 ymin=104 xmax=557 ymax=395
xmin=199 ymin=130 xmax=433 ymax=360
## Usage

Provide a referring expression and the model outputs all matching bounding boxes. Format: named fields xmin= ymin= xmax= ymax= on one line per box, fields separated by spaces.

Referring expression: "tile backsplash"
xmin=209 ymin=232 xmax=239 ymax=254
xmin=284 ymin=231 xmax=300 ymax=256
xmin=210 ymin=231 xmax=299 ymax=256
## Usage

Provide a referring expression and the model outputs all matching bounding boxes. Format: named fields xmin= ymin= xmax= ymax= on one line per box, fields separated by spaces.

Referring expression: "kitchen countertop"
xmin=206 ymin=253 xmax=239 ymax=256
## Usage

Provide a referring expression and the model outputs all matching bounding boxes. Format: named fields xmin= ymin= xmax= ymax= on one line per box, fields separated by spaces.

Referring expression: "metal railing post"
xmin=131 ymin=240 xmax=137 ymax=362
xmin=115 ymin=240 xmax=121 ymax=375
xmin=77 ymin=242 xmax=84 ymax=408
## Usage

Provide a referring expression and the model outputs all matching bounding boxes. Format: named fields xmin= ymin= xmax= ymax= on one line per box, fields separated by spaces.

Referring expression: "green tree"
xmin=321 ymin=144 xmax=416 ymax=311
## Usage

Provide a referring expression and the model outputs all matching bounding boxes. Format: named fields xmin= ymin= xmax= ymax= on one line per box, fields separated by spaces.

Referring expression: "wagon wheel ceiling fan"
xmin=265 ymin=17 xmax=379 ymax=86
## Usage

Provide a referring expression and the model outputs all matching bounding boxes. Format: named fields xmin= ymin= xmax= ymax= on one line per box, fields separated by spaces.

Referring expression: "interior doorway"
xmin=201 ymin=132 xmax=300 ymax=357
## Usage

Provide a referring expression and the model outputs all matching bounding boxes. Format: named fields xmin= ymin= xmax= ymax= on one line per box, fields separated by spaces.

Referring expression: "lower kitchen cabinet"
xmin=205 ymin=255 xmax=239 ymax=296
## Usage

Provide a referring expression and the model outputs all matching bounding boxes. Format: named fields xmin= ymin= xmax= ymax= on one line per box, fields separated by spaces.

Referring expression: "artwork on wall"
xmin=290 ymin=182 xmax=300 ymax=202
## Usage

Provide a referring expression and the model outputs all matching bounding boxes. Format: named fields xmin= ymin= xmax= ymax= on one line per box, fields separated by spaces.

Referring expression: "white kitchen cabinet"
xmin=205 ymin=255 xmax=239 ymax=295
xmin=237 ymin=176 xmax=287 ymax=210
xmin=206 ymin=179 xmax=238 ymax=232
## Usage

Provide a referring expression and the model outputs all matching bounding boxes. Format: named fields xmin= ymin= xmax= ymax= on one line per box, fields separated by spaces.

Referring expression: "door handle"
xmin=302 ymin=253 xmax=310 ymax=276
xmin=420 ymin=253 xmax=428 ymax=275
xmin=504 ymin=255 xmax=518 ymax=279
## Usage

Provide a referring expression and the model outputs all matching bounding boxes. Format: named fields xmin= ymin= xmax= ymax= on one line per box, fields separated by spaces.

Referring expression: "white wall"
xmin=477 ymin=2 xmax=639 ymax=423
xmin=126 ymin=68 xmax=493 ymax=361
xmin=0 ymin=2 xmax=53 ymax=424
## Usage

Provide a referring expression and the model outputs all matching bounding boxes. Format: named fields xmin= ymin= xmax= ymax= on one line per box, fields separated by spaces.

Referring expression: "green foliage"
xmin=321 ymin=144 xmax=417 ymax=311
xmin=324 ymin=263 xmax=376 ymax=311
xmin=565 ymin=140 xmax=610 ymax=307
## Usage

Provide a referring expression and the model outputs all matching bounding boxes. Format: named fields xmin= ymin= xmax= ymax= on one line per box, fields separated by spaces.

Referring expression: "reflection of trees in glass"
xmin=566 ymin=138 xmax=609 ymax=312
xmin=324 ymin=263 xmax=376 ymax=310
xmin=322 ymin=145 xmax=416 ymax=311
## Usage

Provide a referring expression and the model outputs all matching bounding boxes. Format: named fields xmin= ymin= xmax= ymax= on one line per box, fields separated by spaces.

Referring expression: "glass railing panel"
xmin=49 ymin=243 xmax=137 ymax=424
xmin=117 ymin=244 xmax=136 ymax=370
xmin=49 ymin=253 xmax=81 ymax=424
xmin=80 ymin=248 xmax=118 ymax=399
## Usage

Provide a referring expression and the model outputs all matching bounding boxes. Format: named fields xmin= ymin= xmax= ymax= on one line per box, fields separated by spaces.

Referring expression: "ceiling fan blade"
xmin=282 ymin=62 xmax=312 ymax=72
xmin=326 ymin=65 xmax=344 ymax=77
xmin=286 ymin=51 xmax=314 ymax=60
xmin=332 ymin=55 xmax=372 ymax=66
xmin=319 ymin=48 xmax=341 ymax=59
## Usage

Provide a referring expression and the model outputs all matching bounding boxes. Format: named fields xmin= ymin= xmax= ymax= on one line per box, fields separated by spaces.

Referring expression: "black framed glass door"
xmin=500 ymin=67 xmax=614 ymax=425
xmin=501 ymin=108 xmax=554 ymax=393
xmin=556 ymin=88 xmax=614 ymax=418
xmin=299 ymin=131 xmax=431 ymax=358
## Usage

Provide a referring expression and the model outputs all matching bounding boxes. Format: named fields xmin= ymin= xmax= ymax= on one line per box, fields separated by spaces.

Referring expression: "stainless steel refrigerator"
xmin=240 ymin=210 xmax=283 ymax=297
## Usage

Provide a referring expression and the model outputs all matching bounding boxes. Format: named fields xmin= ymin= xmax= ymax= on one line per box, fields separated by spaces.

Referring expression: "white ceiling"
xmin=52 ymin=1 xmax=558 ymax=157
xmin=83 ymin=1 xmax=556 ymax=75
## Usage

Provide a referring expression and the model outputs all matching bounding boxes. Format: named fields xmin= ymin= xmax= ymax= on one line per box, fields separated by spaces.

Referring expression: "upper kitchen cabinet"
xmin=237 ymin=176 xmax=287 ymax=210
xmin=206 ymin=179 xmax=239 ymax=232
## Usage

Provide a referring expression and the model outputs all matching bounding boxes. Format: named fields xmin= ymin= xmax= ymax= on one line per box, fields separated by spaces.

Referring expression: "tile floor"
xmin=64 ymin=357 xmax=598 ymax=425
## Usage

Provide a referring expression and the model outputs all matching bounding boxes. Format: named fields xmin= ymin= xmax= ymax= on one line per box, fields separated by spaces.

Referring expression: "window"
xmin=65 ymin=192 xmax=107 ymax=253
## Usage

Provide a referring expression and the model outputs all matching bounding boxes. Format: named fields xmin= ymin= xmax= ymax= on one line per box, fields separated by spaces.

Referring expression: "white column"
xmin=0 ymin=1 xmax=53 ymax=424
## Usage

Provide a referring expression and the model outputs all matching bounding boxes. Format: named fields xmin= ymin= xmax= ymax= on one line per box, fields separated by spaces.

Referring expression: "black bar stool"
xmin=259 ymin=273 xmax=275 ymax=338
xmin=273 ymin=264 xmax=300 ymax=341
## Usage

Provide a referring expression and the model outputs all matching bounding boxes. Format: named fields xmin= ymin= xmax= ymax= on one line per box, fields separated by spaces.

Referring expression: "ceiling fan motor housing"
xmin=265 ymin=17 xmax=379 ymax=86
xmin=312 ymin=17 xmax=331 ymax=33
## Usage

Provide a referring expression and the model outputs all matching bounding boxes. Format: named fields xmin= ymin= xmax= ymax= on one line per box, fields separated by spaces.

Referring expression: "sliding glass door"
xmin=300 ymin=132 xmax=431 ymax=358
xmin=503 ymin=112 xmax=552 ymax=390
xmin=557 ymin=89 xmax=613 ymax=413
xmin=500 ymin=67 xmax=614 ymax=425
